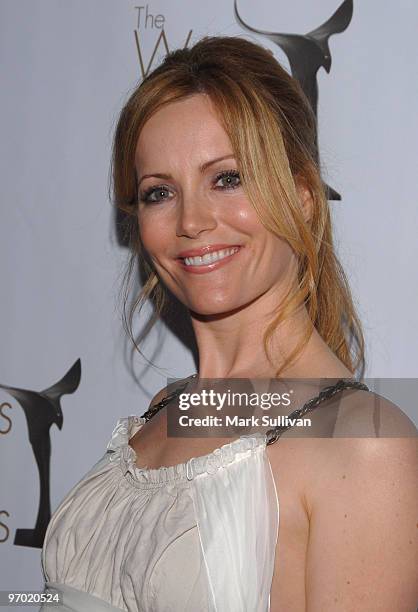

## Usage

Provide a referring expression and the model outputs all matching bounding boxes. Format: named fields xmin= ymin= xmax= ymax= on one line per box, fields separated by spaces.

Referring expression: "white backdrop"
xmin=1 ymin=0 xmax=417 ymax=602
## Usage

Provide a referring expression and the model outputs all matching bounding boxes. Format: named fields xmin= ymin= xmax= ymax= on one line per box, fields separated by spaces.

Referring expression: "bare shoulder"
xmin=267 ymin=385 xmax=417 ymax=498
xmin=331 ymin=386 xmax=418 ymax=437
xmin=149 ymin=374 xmax=194 ymax=407
xmin=149 ymin=385 xmax=170 ymax=406
xmin=301 ymin=436 xmax=418 ymax=609
xmin=303 ymin=430 xmax=418 ymax=510
xmin=295 ymin=388 xmax=418 ymax=611
xmin=282 ymin=386 xmax=418 ymax=508
xmin=266 ymin=387 xmax=418 ymax=610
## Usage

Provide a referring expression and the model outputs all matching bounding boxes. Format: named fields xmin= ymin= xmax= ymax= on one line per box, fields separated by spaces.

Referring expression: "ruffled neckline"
xmin=105 ymin=415 xmax=267 ymax=486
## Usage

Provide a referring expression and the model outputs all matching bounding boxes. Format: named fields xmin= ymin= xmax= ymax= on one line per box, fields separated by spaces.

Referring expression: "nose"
xmin=176 ymin=193 xmax=217 ymax=239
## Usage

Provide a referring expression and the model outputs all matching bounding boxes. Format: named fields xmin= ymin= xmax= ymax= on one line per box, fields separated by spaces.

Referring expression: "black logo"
xmin=234 ymin=0 xmax=354 ymax=200
xmin=0 ymin=359 xmax=81 ymax=548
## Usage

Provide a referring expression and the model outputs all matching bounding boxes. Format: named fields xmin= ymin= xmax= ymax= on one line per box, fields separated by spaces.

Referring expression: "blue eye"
xmin=139 ymin=184 xmax=172 ymax=204
xmin=139 ymin=169 xmax=241 ymax=205
xmin=214 ymin=169 xmax=241 ymax=190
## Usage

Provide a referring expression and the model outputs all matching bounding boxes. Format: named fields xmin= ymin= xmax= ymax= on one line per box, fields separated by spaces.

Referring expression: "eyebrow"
xmin=137 ymin=154 xmax=235 ymax=186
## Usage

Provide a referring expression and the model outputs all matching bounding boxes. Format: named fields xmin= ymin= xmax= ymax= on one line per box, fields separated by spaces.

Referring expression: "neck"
xmin=189 ymin=288 xmax=332 ymax=379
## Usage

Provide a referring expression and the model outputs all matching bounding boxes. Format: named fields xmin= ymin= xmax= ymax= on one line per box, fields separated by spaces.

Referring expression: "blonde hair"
xmin=111 ymin=35 xmax=365 ymax=378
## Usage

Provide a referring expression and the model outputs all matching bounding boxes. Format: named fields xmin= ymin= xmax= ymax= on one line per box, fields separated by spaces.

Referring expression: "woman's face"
xmin=135 ymin=93 xmax=299 ymax=317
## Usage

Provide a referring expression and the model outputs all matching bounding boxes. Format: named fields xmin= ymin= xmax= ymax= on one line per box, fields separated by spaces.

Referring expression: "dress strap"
xmin=265 ymin=378 xmax=370 ymax=445
xmin=140 ymin=374 xmax=197 ymax=422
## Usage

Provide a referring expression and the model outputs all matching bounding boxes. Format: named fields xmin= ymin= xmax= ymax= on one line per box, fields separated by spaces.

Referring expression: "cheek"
xmin=137 ymin=223 xmax=152 ymax=253
xmin=266 ymin=239 xmax=298 ymax=287
xmin=228 ymin=197 xmax=280 ymax=245
xmin=228 ymin=198 xmax=259 ymax=227
xmin=229 ymin=203 xmax=276 ymax=246
xmin=137 ymin=212 xmax=168 ymax=255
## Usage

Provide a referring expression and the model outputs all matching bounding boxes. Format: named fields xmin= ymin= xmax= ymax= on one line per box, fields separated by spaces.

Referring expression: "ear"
xmin=295 ymin=176 xmax=314 ymax=225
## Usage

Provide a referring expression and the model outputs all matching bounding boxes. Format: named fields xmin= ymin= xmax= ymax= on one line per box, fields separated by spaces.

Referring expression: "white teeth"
xmin=183 ymin=247 xmax=240 ymax=267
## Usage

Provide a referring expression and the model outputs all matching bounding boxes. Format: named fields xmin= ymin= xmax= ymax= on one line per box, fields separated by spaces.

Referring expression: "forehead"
xmin=135 ymin=94 xmax=232 ymax=169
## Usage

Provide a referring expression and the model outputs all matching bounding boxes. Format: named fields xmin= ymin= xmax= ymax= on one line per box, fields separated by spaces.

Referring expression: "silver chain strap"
xmin=141 ymin=376 xmax=370 ymax=445
xmin=141 ymin=374 xmax=197 ymax=422
xmin=265 ymin=378 xmax=369 ymax=445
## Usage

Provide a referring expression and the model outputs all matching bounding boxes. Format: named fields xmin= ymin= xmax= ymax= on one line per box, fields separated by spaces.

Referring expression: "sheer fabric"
xmin=41 ymin=378 xmax=396 ymax=611
xmin=40 ymin=415 xmax=279 ymax=611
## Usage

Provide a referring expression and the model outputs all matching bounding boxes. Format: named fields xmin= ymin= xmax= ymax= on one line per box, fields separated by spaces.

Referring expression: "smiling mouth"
xmin=183 ymin=246 xmax=240 ymax=266
xmin=176 ymin=246 xmax=242 ymax=273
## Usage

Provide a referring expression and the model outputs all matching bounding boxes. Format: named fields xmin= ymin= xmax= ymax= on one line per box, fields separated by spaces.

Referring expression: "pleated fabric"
xmin=188 ymin=434 xmax=279 ymax=611
xmin=40 ymin=415 xmax=279 ymax=611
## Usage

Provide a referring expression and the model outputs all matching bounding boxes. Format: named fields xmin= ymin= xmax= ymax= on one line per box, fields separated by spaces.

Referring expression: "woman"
xmin=40 ymin=36 xmax=417 ymax=611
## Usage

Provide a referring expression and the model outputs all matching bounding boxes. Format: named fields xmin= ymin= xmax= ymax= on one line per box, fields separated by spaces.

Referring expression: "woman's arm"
xmin=305 ymin=436 xmax=418 ymax=611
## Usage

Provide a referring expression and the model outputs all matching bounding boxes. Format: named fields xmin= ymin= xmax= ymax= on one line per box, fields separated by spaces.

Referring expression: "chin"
xmin=186 ymin=297 xmax=251 ymax=319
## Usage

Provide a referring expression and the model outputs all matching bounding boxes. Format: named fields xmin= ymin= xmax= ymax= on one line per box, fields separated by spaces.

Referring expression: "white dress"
xmin=40 ymin=378 xmax=365 ymax=611
xmin=40 ymin=415 xmax=280 ymax=611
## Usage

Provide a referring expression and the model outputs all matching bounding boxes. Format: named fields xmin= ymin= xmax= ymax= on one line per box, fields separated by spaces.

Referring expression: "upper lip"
xmin=176 ymin=244 xmax=242 ymax=259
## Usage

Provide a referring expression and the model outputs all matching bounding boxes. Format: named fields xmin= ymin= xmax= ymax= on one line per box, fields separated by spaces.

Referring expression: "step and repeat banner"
xmin=1 ymin=0 xmax=417 ymax=604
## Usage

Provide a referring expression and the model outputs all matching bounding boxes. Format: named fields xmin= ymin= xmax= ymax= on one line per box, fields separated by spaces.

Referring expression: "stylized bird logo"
xmin=234 ymin=0 xmax=354 ymax=200
xmin=0 ymin=359 xmax=81 ymax=548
